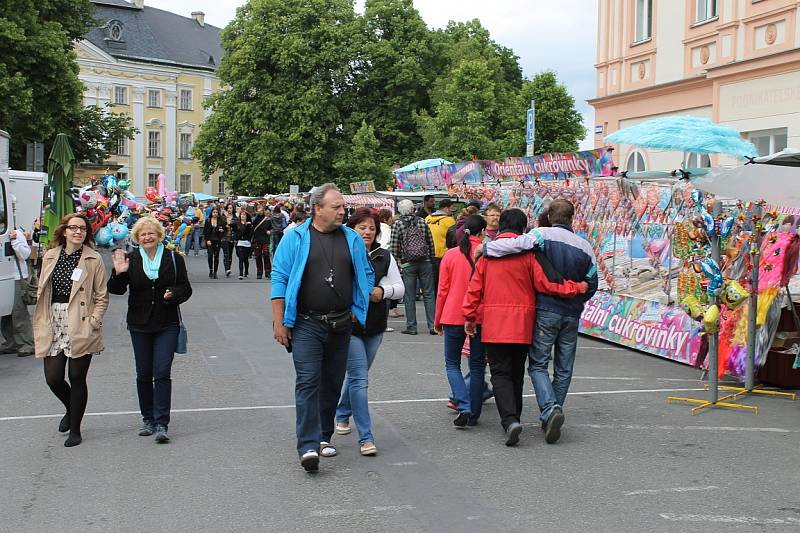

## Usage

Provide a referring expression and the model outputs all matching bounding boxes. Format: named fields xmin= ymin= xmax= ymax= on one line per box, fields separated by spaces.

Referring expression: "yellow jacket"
xmin=426 ymin=213 xmax=455 ymax=258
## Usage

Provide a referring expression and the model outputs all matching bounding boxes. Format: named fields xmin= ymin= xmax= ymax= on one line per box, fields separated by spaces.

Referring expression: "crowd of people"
xmin=1 ymin=185 xmax=598 ymax=465
xmin=271 ymin=186 xmax=598 ymax=472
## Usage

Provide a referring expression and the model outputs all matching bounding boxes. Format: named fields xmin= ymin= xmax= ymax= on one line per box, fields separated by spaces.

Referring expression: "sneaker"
xmin=453 ymin=411 xmax=470 ymax=428
xmin=360 ymin=442 xmax=378 ymax=456
xmin=226 ymin=270 xmax=231 ymax=278
xmin=335 ymin=421 xmax=351 ymax=435
xmin=238 ymin=275 xmax=243 ymax=280
xmin=446 ymin=400 xmax=457 ymax=411
xmin=505 ymin=422 xmax=523 ymax=447
xmin=138 ymin=420 xmax=155 ymax=436
xmin=300 ymin=450 xmax=319 ymax=472
xmin=154 ymin=424 xmax=170 ymax=444
xmin=385 ymin=327 xmax=395 ymax=332
xmin=429 ymin=329 xmax=437 ymax=335
xmin=400 ymin=329 xmax=418 ymax=335
xmin=544 ymin=407 xmax=565 ymax=444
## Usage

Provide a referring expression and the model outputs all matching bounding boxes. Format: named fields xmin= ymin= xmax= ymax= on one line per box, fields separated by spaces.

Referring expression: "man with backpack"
xmin=391 ymin=199 xmax=436 ymax=335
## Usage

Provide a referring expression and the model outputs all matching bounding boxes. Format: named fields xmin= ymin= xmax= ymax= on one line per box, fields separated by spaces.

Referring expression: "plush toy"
xmin=720 ymin=280 xmax=748 ymax=310
xmin=703 ymin=305 xmax=720 ymax=335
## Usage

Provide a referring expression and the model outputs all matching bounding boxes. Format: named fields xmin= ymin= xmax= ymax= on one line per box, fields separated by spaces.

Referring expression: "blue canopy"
xmin=191 ymin=192 xmax=219 ymax=201
xmin=392 ymin=158 xmax=453 ymax=174
xmin=605 ymin=116 xmax=757 ymax=159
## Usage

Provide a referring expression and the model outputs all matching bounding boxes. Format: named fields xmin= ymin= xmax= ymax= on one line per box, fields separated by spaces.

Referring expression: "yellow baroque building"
xmin=75 ymin=0 xmax=224 ymax=198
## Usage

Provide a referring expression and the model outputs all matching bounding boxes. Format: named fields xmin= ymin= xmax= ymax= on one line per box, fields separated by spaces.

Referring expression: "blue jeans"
xmin=291 ymin=315 xmax=350 ymax=457
xmin=443 ymin=325 xmax=486 ymax=422
xmin=184 ymin=227 xmax=201 ymax=255
xmin=528 ymin=309 xmax=580 ymax=423
xmin=129 ymin=324 xmax=179 ymax=427
xmin=401 ymin=260 xmax=435 ymax=332
xmin=336 ymin=333 xmax=383 ymax=444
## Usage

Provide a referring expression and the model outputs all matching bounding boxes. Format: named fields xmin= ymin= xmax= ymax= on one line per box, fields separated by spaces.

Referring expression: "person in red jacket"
xmin=434 ymin=215 xmax=487 ymax=428
xmin=463 ymin=209 xmax=588 ymax=446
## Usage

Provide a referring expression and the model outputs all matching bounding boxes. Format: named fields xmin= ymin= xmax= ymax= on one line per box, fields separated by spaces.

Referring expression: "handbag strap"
xmin=170 ymin=251 xmax=183 ymax=326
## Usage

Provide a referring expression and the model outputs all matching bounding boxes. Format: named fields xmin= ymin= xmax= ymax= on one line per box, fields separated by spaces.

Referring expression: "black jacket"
xmin=203 ymin=218 xmax=227 ymax=242
xmin=352 ymin=246 xmax=390 ymax=337
xmin=251 ymin=215 xmax=272 ymax=244
xmin=232 ymin=220 xmax=253 ymax=242
xmin=107 ymin=249 xmax=192 ymax=332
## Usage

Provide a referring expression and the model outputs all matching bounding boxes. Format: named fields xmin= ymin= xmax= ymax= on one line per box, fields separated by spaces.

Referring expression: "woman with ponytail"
xmin=434 ymin=214 xmax=487 ymax=428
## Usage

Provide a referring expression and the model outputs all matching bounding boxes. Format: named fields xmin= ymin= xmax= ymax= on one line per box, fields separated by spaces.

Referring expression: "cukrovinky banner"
xmin=394 ymin=148 xmax=615 ymax=190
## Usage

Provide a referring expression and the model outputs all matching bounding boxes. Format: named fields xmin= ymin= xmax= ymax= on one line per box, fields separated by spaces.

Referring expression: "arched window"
xmin=686 ymin=153 xmax=711 ymax=168
xmin=626 ymin=151 xmax=646 ymax=173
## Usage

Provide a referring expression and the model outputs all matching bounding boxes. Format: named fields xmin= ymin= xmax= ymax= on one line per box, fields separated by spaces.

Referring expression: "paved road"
xmin=2 ymin=251 xmax=799 ymax=532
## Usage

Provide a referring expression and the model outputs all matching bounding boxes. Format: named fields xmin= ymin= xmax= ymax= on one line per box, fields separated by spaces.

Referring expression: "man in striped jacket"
xmin=484 ymin=199 xmax=598 ymax=444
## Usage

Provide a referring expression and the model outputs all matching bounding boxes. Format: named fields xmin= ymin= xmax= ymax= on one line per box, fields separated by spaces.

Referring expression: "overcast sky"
xmin=144 ymin=0 xmax=598 ymax=150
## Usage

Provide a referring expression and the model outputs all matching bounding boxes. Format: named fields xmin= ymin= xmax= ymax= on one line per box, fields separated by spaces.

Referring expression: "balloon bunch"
xmin=75 ymin=174 xmax=145 ymax=243
xmin=145 ymin=174 xmax=179 ymax=205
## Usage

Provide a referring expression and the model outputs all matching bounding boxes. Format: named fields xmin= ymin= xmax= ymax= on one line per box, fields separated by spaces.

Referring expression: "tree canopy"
xmin=0 ymin=0 xmax=136 ymax=168
xmin=196 ymin=2 xmax=586 ymax=194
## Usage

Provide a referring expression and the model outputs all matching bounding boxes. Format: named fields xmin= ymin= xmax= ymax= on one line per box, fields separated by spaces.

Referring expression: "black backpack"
xmin=445 ymin=224 xmax=458 ymax=249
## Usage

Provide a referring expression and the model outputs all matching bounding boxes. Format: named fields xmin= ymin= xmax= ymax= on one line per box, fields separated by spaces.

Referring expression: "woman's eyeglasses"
xmin=66 ymin=225 xmax=87 ymax=233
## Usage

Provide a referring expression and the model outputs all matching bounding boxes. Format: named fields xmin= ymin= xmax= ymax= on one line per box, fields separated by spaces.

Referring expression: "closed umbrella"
xmin=40 ymin=133 xmax=76 ymax=247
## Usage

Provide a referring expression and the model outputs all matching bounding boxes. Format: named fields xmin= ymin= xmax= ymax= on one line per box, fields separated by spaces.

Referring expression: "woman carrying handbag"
xmin=108 ymin=217 xmax=192 ymax=444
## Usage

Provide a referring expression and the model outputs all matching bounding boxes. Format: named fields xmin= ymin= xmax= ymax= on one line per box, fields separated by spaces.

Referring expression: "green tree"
xmin=194 ymin=0 xmax=361 ymax=194
xmin=415 ymin=19 xmax=523 ymax=161
xmin=0 ymin=0 xmax=96 ymax=167
xmin=521 ymin=70 xmax=586 ymax=154
xmin=73 ymin=104 xmax=138 ymax=164
xmin=349 ymin=0 xmax=438 ymax=166
xmin=333 ymin=120 xmax=390 ymax=188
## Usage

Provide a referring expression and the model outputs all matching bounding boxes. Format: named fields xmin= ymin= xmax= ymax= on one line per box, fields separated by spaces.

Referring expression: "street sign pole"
xmin=525 ymin=99 xmax=535 ymax=157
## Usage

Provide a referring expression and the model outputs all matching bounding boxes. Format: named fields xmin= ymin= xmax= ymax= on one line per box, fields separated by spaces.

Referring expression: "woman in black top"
xmin=108 ymin=217 xmax=192 ymax=443
xmin=232 ymin=209 xmax=253 ymax=280
xmin=221 ymin=203 xmax=235 ymax=278
xmin=203 ymin=207 xmax=226 ymax=279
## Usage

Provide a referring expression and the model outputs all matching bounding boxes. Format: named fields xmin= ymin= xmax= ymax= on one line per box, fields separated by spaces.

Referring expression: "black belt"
xmin=298 ymin=308 xmax=352 ymax=332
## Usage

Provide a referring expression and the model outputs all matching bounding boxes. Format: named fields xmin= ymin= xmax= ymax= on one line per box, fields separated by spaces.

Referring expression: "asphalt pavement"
xmin=1 ymin=250 xmax=799 ymax=532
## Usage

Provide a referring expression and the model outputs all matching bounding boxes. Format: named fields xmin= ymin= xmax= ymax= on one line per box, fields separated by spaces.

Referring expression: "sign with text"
xmin=349 ymin=180 xmax=376 ymax=194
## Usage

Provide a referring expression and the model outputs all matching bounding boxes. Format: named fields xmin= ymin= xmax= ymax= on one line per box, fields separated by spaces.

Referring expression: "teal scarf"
xmin=140 ymin=243 xmax=164 ymax=281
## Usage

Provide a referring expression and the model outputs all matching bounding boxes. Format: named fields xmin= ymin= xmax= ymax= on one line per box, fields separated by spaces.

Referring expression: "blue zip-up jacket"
xmin=270 ymin=218 xmax=374 ymax=328
xmin=484 ymin=224 xmax=598 ymax=318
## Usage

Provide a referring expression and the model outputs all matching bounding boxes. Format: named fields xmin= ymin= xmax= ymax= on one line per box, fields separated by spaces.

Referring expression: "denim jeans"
xmin=401 ymin=260 xmax=435 ymax=332
xmin=528 ymin=309 xmax=580 ymax=423
xmin=221 ymin=241 xmax=234 ymax=272
xmin=442 ymin=325 xmax=486 ymax=422
xmin=291 ymin=315 xmax=350 ymax=456
xmin=129 ymin=324 xmax=179 ymax=427
xmin=336 ymin=333 xmax=383 ymax=444
xmin=184 ymin=226 xmax=201 ymax=255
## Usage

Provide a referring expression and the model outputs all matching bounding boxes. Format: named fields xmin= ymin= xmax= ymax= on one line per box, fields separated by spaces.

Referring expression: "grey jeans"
xmin=400 ymin=260 xmax=435 ymax=332
xmin=0 ymin=279 xmax=34 ymax=353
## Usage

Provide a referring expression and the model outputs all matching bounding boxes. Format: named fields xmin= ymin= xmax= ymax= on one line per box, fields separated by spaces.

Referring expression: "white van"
xmin=0 ymin=130 xmax=17 ymax=316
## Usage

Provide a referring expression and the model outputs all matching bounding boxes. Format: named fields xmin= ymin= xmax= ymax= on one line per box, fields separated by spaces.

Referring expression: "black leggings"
xmin=236 ymin=246 xmax=251 ymax=276
xmin=221 ymin=241 xmax=234 ymax=272
xmin=44 ymin=352 xmax=93 ymax=438
xmin=207 ymin=241 xmax=220 ymax=273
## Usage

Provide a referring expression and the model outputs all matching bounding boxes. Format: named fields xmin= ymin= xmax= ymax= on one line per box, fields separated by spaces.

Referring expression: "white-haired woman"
xmin=108 ymin=217 xmax=192 ymax=444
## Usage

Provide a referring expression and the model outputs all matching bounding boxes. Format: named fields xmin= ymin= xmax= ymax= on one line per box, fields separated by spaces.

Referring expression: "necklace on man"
xmin=318 ymin=229 xmax=337 ymax=292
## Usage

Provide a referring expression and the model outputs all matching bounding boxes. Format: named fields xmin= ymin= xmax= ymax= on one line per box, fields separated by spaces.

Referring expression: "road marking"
xmin=309 ymin=505 xmax=415 ymax=517
xmin=390 ymin=461 xmax=419 ymax=466
xmin=659 ymin=513 xmax=800 ymax=525
xmin=577 ymin=423 xmax=797 ymax=434
xmin=625 ymin=486 xmax=719 ymax=496
xmin=0 ymin=387 xmax=707 ymax=422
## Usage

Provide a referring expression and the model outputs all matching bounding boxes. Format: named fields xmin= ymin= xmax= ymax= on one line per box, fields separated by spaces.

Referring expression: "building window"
xmin=696 ymin=0 xmax=717 ymax=23
xmin=148 ymin=89 xmax=161 ymax=108
xmin=180 ymin=133 xmax=192 ymax=159
xmin=635 ymin=0 xmax=652 ymax=42
xmin=746 ymin=129 xmax=788 ymax=157
xmin=148 ymin=131 xmax=160 ymax=158
xmin=217 ymin=175 xmax=225 ymax=195
xmin=686 ymin=153 xmax=711 ymax=168
xmin=626 ymin=151 xmax=646 ymax=173
xmin=179 ymin=174 xmax=192 ymax=193
xmin=117 ymin=171 xmax=128 ymax=183
xmin=148 ymin=173 xmax=159 ymax=188
xmin=180 ymin=89 xmax=193 ymax=110
xmin=114 ymin=86 xmax=127 ymax=105
xmin=113 ymin=137 xmax=128 ymax=156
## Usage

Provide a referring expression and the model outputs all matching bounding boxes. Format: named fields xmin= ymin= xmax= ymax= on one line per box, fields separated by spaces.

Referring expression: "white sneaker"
xmin=300 ymin=450 xmax=319 ymax=472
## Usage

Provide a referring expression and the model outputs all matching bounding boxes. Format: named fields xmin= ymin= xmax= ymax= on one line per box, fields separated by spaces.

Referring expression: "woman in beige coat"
xmin=33 ymin=213 xmax=108 ymax=447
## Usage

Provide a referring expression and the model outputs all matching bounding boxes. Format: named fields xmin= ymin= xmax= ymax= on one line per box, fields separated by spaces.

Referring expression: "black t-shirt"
xmin=298 ymin=226 xmax=353 ymax=313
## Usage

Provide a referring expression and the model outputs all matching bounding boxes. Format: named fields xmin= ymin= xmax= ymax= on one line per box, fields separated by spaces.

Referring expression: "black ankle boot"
xmin=58 ymin=413 xmax=70 ymax=433
xmin=64 ymin=433 xmax=82 ymax=447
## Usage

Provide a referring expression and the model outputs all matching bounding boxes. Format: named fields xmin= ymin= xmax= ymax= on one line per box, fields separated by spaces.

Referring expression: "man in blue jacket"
xmin=271 ymin=183 xmax=374 ymax=472
xmin=484 ymin=199 xmax=598 ymax=445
